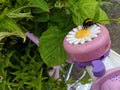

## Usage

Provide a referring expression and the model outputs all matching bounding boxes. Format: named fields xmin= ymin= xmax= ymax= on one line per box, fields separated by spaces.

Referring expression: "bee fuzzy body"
xmin=82 ymin=18 xmax=98 ymax=29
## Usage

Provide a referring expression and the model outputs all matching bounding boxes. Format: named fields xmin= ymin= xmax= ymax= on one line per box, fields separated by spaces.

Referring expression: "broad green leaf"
xmin=67 ymin=0 xmax=99 ymax=25
xmin=39 ymin=26 xmax=68 ymax=66
xmin=67 ymin=0 xmax=109 ymax=25
xmin=0 ymin=17 xmax=26 ymax=42
xmin=49 ymin=10 xmax=74 ymax=30
xmin=28 ymin=0 xmax=49 ymax=12
xmin=92 ymin=1 xmax=110 ymax=24
xmin=96 ymin=8 xmax=110 ymax=24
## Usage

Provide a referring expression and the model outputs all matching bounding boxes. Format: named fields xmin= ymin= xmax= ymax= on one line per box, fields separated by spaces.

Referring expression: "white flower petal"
xmin=97 ymin=26 xmax=100 ymax=29
xmin=74 ymin=39 xmax=81 ymax=44
xmin=80 ymin=39 xmax=85 ymax=44
xmin=87 ymin=34 xmax=93 ymax=38
xmin=69 ymin=38 xmax=78 ymax=44
xmin=89 ymin=25 xmax=100 ymax=30
xmin=69 ymin=31 xmax=76 ymax=35
xmin=91 ymin=30 xmax=98 ymax=34
xmin=77 ymin=25 xmax=82 ymax=30
xmin=89 ymin=25 xmax=97 ymax=31
xmin=73 ymin=28 xmax=78 ymax=32
xmin=96 ymin=30 xmax=101 ymax=33
xmin=66 ymin=37 xmax=75 ymax=41
xmin=90 ymin=26 xmax=100 ymax=34
xmin=85 ymin=37 xmax=92 ymax=42
xmin=93 ymin=27 xmax=100 ymax=31
xmin=90 ymin=30 xmax=95 ymax=34
xmin=89 ymin=34 xmax=98 ymax=38
xmin=91 ymin=27 xmax=98 ymax=31
xmin=66 ymin=34 xmax=75 ymax=38
xmin=66 ymin=25 xmax=101 ymax=45
xmin=93 ymin=24 xmax=98 ymax=28
xmin=92 ymin=34 xmax=98 ymax=38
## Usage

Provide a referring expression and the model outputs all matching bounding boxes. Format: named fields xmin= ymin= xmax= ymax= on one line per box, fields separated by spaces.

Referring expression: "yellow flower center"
xmin=75 ymin=29 xmax=90 ymax=38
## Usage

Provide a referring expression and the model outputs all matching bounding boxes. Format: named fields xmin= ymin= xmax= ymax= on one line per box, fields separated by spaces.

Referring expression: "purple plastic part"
xmin=91 ymin=60 xmax=105 ymax=77
xmin=103 ymin=50 xmax=110 ymax=57
xmin=99 ymin=49 xmax=110 ymax=60
xmin=75 ymin=61 xmax=91 ymax=69
xmin=48 ymin=66 xmax=61 ymax=80
xmin=75 ymin=50 xmax=110 ymax=77
xmin=25 ymin=32 xmax=39 ymax=45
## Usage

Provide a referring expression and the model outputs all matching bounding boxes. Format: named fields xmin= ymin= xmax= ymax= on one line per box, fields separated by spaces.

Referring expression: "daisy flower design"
xmin=66 ymin=25 xmax=100 ymax=44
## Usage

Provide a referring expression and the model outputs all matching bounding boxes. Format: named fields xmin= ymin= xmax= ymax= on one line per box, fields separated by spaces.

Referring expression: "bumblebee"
xmin=82 ymin=18 xmax=97 ymax=29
